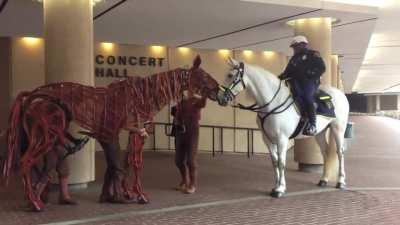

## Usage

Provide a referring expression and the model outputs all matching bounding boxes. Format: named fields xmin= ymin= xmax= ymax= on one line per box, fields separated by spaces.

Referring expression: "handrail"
xmin=152 ymin=122 xmax=260 ymax=158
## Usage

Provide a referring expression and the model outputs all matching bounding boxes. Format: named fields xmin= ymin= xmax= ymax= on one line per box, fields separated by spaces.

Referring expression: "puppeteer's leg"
xmin=56 ymin=146 xmax=77 ymax=205
xmin=36 ymin=149 xmax=58 ymax=204
xmin=99 ymin=140 xmax=132 ymax=203
xmin=185 ymin=123 xmax=200 ymax=194
xmin=174 ymin=131 xmax=189 ymax=191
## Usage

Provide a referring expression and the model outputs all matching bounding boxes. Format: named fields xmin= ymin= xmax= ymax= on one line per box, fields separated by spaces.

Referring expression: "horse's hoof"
xmin=336 ymin=182 xmax=346 ymax=190
xmin=137 ymin=195 xmax=149 ymax=204
xmin=270 ymin=190 xmax=284 ymax=198
xmin=318 ymin=180 xmax=328 ymax=187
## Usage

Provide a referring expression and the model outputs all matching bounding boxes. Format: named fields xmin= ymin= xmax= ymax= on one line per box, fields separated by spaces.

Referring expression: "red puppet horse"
xmin=1 ymin=56 xmax=219 ymax=211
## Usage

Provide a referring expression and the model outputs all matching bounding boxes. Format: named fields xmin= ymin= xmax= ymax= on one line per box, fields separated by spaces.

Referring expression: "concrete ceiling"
xmin=353 ymin=0 xmax=400 ymax=94
xmin=0 ymin=0 xmax=386 ymax=93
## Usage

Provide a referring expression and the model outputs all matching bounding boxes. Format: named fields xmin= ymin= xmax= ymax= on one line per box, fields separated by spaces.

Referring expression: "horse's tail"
xmin=1 ymin=91 xmax=30 ymax=185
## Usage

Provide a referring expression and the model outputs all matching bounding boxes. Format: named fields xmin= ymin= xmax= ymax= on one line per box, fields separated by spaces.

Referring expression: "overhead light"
xmin=178 ymin=47 xmax=190 ymax=54
xmin=218 ymin=49 xmax=230 ymax=57
xmin=21 ymin=37 xmax=42 ymax=47
xmin=101 ymin=42 xmax=114 ymax=51
xmin=286 ymin=17 xmax=340 ymax=26
xmin=243 ymin=50 xmax=253 ymax=57
xmin=150 ymin=45 xmax=164 ymax=54
xmin=92 ymin=0 xmax=104 ymax=6
xmin=263 ymin=51 xmax=275 ymax=57
xmin=33 ymin=0 xmax=105 ymax=7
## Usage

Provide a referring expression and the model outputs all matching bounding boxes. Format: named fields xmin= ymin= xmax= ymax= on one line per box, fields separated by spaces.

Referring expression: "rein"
xmin=227 ymin=67 xmax=295 ymax=132
xmin=233 ymin=79 xmax=295 ymax=117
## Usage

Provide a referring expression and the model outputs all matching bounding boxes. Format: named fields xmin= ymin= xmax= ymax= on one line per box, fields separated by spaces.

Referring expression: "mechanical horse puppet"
xmin=1 ymin=56 xmax=219 ymax=211
xmin=217 ymin=58 xmax=349 ymax=198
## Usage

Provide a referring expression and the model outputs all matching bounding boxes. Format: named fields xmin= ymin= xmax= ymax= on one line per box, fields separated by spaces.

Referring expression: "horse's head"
xmin=217 ymin=57 xmax=247 ymax=106
xmin=186 ymin=55 xmax=219 ymax=101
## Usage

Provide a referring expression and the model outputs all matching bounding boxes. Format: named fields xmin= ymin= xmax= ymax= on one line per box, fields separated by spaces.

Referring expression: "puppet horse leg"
xmin=21 ymin=159 xmax=44 ymax=212
xmin=122 ymin=134 xmax=148 ymax=204
xmin=21 ymin=133 xmax=56 ymax=211
xmin=130 ymin=135 xmax=148 ymax=204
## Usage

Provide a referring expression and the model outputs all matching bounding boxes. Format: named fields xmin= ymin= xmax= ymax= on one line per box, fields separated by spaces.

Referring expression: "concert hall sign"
xmin=95 ymin=54 xmax=166 ymax=78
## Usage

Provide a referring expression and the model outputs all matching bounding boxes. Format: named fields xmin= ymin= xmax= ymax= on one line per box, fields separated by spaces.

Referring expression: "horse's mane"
xmin=245 ymin=63 xmax=279 ymax=82
xmin=19 ymin=68 xmax=189 ymax=139
xmin=106 ymin=68 xmax=187 ymax=123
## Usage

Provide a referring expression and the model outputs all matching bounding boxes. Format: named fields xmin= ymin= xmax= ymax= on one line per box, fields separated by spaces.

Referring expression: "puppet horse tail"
xmin=1 ymin=91 xmax=31 ymax=185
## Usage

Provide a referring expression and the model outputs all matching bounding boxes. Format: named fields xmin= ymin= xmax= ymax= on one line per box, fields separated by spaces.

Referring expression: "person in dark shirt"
xmin=171 ymin=91 xmax=207 ymax=194
xmin=279 ymin=35 xmax=326 ymax=135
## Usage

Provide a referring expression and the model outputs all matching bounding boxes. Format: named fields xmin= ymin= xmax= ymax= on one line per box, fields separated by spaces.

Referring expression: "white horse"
xmin=216 ymin=58 xmax=349 ymax=198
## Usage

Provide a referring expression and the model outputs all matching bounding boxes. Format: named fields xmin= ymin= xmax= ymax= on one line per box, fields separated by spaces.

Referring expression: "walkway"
xmin=1 ymin=116 xmax=400 ymax=225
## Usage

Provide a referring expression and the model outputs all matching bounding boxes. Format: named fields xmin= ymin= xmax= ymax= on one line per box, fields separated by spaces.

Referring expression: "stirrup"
xmin=303 ymin=124 xmax=316 ymax=136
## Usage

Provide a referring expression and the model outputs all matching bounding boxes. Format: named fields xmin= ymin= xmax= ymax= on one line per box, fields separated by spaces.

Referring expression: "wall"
xmin=8 ymin=37 xmax=289 ymax=153
xmin=346 ymin=93 xmax=368 ymax=112
xmin=11 ymin=37 xmax=45 ymax=100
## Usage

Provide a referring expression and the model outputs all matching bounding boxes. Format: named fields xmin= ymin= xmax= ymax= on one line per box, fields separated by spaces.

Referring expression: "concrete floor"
xmin=1 ymin=116 xmax=400 ymax=225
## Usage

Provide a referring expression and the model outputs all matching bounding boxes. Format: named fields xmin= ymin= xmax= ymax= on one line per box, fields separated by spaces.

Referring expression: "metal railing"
xmin=152 ymin=122 xmax=260 ymax=158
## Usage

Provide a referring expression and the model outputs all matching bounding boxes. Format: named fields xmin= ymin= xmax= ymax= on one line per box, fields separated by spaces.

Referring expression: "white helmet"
xmin=290 ymin=35 xmax=308 ymax=47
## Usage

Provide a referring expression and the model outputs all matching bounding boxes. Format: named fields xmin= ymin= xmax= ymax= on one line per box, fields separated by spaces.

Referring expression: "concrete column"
xmin=0 ymin=37 xmax=11 ymax=151
xmin=44 ymin=0 xmax=95 ymax=186
xmin=367 ymin=95 xmax=376 ymax=113
xmin=397 ymin=95 xmax=400 ymax=110
xmin=292 ymin=18 xmax=332 ymax=172
xmin=0 ymin=37 xmax=11 ymax=129
xmin=331 ymin=55 xmax=339 ymax=88
xmin=376 ymin=95 xmax=381 ymax=111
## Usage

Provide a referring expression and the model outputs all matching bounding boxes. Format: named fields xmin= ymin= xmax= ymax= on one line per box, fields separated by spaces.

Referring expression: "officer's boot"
xmin=303 ymin=104 xmax=317 ymax=136
xmin=72 ymin=136 xmax=90 ymax=152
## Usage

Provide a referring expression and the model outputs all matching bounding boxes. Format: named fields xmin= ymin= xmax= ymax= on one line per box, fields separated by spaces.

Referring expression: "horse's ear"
xmin=227 ymin=57 xmax=238 ymax=67
xmin=193 ymin=55 xmax=201 ymax=68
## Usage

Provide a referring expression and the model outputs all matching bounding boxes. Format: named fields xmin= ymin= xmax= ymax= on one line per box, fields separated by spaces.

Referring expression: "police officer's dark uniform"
xmin=279 ymin=36 xmax=326 ymax=136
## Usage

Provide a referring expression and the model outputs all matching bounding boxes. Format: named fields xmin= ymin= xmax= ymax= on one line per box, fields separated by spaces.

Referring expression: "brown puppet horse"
xmin=1 ymin=56 xmax=219 ymax=212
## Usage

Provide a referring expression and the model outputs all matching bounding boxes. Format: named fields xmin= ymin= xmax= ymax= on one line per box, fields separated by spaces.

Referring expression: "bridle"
xmin=220 ymin=62 xmax=295 ymax=129
xmin=219 ymin=62 xmax=245 ymax=101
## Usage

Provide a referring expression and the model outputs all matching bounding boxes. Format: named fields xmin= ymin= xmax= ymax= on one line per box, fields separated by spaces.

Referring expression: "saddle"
xmin=292 ymin=89 xmax=335 ymax=118
xmin=314 ymin=89 xmax=335 ymax=118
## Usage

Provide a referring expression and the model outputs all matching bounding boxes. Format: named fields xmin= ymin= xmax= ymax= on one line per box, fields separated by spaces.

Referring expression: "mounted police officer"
xmin=279 ymin=35 xmax=326 ymax=136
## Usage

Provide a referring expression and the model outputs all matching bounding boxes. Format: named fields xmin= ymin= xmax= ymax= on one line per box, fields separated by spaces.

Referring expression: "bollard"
xmin=344 ymin=122 xmax=354 ymax=138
